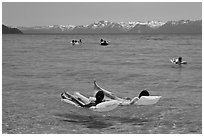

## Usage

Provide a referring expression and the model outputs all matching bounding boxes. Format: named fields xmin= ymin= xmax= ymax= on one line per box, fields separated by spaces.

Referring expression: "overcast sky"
xmin=2 ymin=2 xmax=202 ymax=27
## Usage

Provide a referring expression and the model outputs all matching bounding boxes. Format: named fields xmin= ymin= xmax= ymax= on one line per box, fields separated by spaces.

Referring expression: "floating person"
xmin=170 ymin=57 xmax=187 ymax=65
xmin=71 ymin=39 xmax=82 ymax=45
xmin=61 ymin=90 xmax=105 ymax=108
xmin=61 ymin=81 xmax=161 ymax=112
xmin=100 ymin=39 xmax=109 ymax=46
xmin=61 ymin=90 xmax=121 ymax=112
xmin=93 ymin=81 xmax=151 ymax=105
xmin=176 ymin=57 xmax=182 ymax=64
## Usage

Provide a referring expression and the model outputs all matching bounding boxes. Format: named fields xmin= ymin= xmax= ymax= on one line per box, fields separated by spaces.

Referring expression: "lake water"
xmin=2 ymin=34 xmax=202 ymax=134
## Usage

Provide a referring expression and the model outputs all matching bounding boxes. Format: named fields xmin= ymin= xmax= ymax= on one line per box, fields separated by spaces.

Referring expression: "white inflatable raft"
xmin=135 ymin=96 xmax=162 ymax=105
xmin=61 ymin=91 xmax=161 ymax=112
xmin=89 ymin=100 xmax=120 ymax=112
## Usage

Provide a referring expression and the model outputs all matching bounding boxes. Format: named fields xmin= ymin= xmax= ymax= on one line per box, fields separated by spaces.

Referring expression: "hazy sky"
xmin=2 ymin=2 xmax=202 ymax=27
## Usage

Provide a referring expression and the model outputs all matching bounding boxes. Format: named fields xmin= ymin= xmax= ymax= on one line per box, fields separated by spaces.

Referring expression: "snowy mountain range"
xmin=16 ymin=20 xmax=201 ymax=34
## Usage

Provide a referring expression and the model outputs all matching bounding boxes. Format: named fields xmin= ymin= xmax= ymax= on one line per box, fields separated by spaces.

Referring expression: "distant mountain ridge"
xmin=15 ymin=20 xmax=202 ymax=34
xmin=2 ymin=25 xmax=23 ymax=34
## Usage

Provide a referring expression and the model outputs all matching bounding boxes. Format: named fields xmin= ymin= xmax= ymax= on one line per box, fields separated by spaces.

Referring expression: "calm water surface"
xmin=2 ymin=34 xmax=202 ymax=133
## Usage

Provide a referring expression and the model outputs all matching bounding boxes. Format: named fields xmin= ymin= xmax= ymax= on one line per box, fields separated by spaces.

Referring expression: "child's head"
xmin=95 ymin=91 xmax=104 ymax=102
xmin=138 ymin=90 xmax=150 ymax=98
xmin=178 ymin=57 xmax=182 ymax=61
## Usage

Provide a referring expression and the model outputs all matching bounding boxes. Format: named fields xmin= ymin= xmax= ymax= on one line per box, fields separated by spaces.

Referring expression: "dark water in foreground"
xmin=2 ymin=34 xmax=202 ymax=133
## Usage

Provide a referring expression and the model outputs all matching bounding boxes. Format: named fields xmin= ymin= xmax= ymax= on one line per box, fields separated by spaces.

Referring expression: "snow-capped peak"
xmin=168 ymin=20 xmax=192 ymax=25
xmin=88 ymin=20 xmax=113 ymax=29
xmin=133 ymin=21 xmax=165 ymax=28
xmin=119 ymin=21 xmax=137 ymax=30
xmin=147 ymin=21 xmax=165 ymax=28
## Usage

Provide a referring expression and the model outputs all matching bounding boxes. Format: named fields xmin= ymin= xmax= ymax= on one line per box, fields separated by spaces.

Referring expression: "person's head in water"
xmin=95 ymin=91 xmax=104 ymax=103
xmin=178 ymin=57 xmax=182 ymax=62
xmin=138 ymin=90 xmax=150 ymax=98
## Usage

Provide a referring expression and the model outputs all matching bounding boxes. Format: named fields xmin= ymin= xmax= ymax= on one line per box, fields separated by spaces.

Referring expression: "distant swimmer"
xmin=71 ymin=39 xmax=82 ymax=45
xmin=100 ymin=39 xmax=109 ymax=46
xmin=170 ymin=57 xmax=187 ymax=65
xmin=175 ymin=57 xmax=182 ymax=64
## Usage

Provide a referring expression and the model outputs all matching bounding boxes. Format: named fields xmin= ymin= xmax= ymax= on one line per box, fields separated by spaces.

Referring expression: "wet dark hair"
xmin=138 ymin=90 xmax=150 ymax=98
xmin=178 ymin=57 xmax=182 ymax=62
xmin=95 ymin=91 xmax=104 ymax=102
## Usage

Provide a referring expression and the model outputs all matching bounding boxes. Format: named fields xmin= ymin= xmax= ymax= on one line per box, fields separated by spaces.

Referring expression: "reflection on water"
xmin=55 ymin=113 xmax=149 ymax=129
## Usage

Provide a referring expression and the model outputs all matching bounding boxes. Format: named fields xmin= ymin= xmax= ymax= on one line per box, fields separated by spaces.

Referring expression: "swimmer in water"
xmin=93 ymin=81 xmax=150 ymax=105
xmin=61 ymin=81 xmax=151 ymax=107
xmin=61 ymin=90 xmax=105 ymax=108
xmin=175 ymin=57 xmax=182 ymax=64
